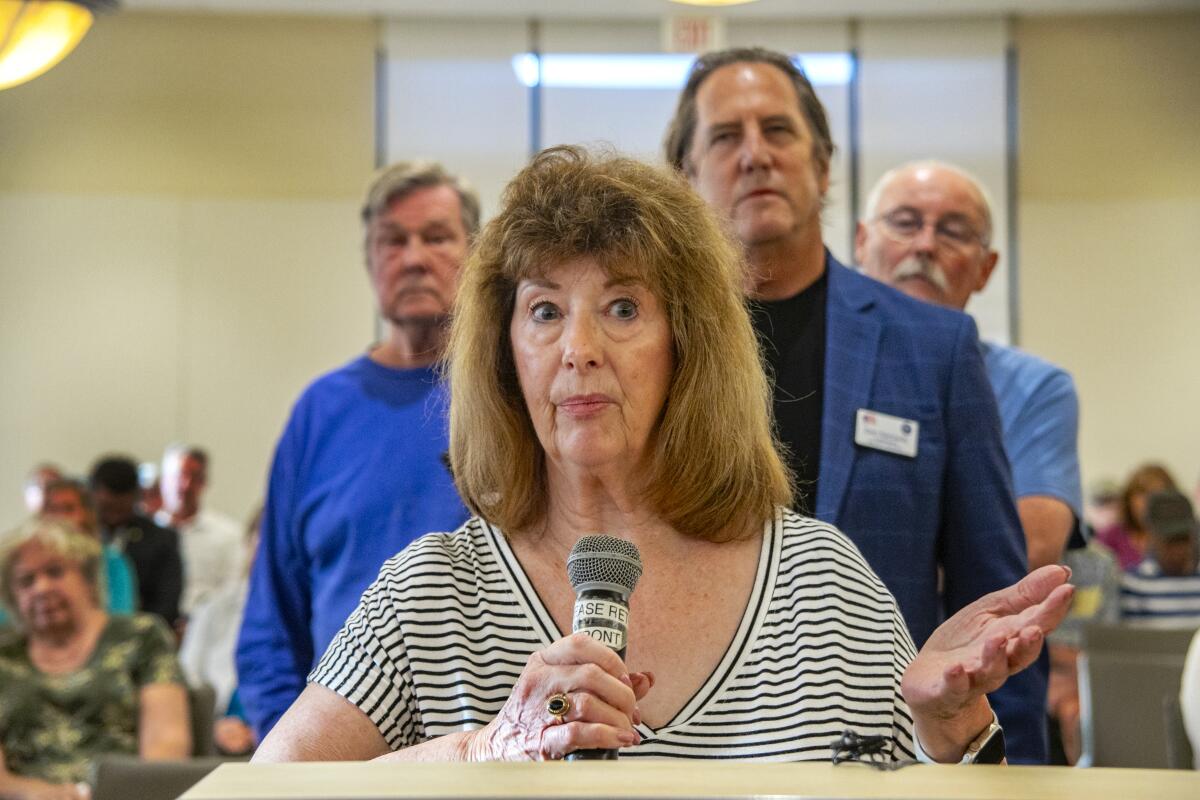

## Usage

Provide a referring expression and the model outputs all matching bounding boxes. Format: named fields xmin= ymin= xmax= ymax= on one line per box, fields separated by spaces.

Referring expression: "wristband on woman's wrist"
xmin=958 ymin=712 xmax=1005 ymax=764
xmin=913 ymin=712 xmax=1005 ymax=765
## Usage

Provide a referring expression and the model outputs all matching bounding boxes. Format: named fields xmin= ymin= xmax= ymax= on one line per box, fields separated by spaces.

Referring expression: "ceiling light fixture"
xmin=0 ymin=0 xmax=117 ymax=91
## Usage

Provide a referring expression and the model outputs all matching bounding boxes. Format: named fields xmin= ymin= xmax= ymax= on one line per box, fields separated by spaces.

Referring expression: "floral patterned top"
xmin=0 ymin=614 xmax=183 ymax=783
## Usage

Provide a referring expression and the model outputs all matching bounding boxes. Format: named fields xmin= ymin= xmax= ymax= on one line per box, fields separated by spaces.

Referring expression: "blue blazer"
xmin=813 ymin=255 xmax=1045 ymax=763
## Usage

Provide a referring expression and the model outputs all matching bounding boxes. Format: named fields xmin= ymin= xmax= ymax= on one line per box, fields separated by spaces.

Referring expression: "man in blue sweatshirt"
xmin=237 ymin=161 xmax=477 ymax=738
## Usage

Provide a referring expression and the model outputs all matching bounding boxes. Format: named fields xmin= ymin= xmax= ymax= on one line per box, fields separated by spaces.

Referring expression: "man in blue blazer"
xmin=666 ymin=47 xmax=1045 ymax=762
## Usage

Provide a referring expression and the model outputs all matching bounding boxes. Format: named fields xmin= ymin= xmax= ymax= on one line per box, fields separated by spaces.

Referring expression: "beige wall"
xmin=0 ymin=12 xmax=378 ymax=527
xmin=1016 ymin=12 xmax=1200 ymax=499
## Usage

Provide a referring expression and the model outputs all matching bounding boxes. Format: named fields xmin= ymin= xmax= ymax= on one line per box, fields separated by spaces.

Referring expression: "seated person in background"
xmin=179 ymin=509 xmax=261 ymax=756
xmin=21 ymin=463 xmax=62 ymax=515
xmin=0 ymin=519 xmax=190 ymax=798
xmin=255 ymin=147 xmax=1072 ymax=765
xmin=1097 ymin=463 xmax=1179 ymax=571
xmin=89 ymin=456 xmax=183 ymax=630
xmin=1119 ymin=489 xmax=1200 ymax=628
xmin=41 ymin=478 xmax=137 ymax=615
xmin=157 ymin=445 xmax=242 ymax=617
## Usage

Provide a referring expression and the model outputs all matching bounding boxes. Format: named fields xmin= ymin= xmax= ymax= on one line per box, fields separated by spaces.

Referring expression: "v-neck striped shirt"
xmin=310 ymin=509 xmax=918 ymax=762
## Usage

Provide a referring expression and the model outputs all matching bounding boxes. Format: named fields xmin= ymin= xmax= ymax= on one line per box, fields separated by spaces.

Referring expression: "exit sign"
xmin=663 ymin=15 xmax=727 ymax=54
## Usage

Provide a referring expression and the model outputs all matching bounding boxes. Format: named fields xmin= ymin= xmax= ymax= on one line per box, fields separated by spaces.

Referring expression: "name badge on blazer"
xmin=855 ymin=409 xmax=919 ymax=458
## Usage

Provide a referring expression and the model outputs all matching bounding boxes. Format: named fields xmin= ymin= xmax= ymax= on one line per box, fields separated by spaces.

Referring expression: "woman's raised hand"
xmin=463 ymin=632 xmax=653 ymax=761
xmin=901 ymin=564 xmax=1074 ymax=761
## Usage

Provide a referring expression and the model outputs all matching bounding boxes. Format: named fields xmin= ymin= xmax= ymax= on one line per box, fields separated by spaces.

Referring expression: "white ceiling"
xmin=121 ymin=0 xmax=1200 ymax=20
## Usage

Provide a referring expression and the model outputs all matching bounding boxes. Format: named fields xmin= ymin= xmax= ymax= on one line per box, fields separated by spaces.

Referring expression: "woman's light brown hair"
xmin=447 ymin=145 xmax=792 ymax=541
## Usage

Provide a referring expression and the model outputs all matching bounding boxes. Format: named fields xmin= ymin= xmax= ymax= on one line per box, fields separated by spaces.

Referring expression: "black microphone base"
xmin=565 ymin=749 xmax=618 ymax=761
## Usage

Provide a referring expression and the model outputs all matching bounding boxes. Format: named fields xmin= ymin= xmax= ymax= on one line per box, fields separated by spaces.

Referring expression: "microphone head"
xmin=566 ymin=534 xmax=643 ymax=595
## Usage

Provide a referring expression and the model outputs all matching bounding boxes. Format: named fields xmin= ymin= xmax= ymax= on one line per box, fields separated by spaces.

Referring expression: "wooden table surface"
xmin=182 ymin=760 xmax=1200 ymax=800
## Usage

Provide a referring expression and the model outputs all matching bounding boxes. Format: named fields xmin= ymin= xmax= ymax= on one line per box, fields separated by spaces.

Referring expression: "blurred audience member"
xmin=138 ymin=462 xmax=163 ymax=518
xmin=41 ymin=478 xmax=136 ymax=615
xmin=157 ymin=445 xmax=241 ymax=616
xmin=1182 ymin=627 xmax=1200 ymax=766
xmin=1119 ymin=489 xmax=1200 ymax=627
xmin=0 ymin=519 xmax=190 ymax=796
xmin=1097 ymin=463 xmax=1180 ymax=570
xmin=238 ymin=160 xmax=474 ymax=738
xmin=89 ymin=457 xmax=183 ymax=628
xmin=179 ymin=509 xmax=261 ymax=756
xmin=21 ymin=463 xmax=62 ymax=515
xmin=857 ymin=160 xmax=1080 ymax=572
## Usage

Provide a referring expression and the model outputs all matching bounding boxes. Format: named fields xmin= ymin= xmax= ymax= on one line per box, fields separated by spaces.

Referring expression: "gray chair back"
xmin=90 ymin=755 xmax=226 ymax=800
xmin=1078 ymin=622 xmax=1197 ymax=768
xmin=1163 ymin=695 xmax=1195 ymax=770
xmin=188 ymin=683 xmax=217 ymax=757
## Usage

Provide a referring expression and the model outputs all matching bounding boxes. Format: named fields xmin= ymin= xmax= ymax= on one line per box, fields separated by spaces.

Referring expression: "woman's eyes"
xmin=530 ymin=301 xmax=560 ymax=322
xmin=15 ymin=565 xmax=64 ymax=589
xmin=529 ymin=298 xmax=639 ymax=322
xmin=609 ymin=298 xmax=639 ymax=320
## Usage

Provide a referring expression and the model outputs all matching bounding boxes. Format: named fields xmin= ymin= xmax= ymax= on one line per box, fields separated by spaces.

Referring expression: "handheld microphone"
xmin=565 ymin=534 xmax=643 ymax=761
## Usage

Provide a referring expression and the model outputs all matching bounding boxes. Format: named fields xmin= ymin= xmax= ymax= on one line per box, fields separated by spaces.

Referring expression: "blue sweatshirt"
xmin=236 ymin=356 xmax=468 ymax=737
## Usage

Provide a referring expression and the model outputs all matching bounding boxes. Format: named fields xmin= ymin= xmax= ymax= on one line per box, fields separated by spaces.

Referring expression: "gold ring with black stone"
xmin=546 ymin=692 xmax=571 ymax=724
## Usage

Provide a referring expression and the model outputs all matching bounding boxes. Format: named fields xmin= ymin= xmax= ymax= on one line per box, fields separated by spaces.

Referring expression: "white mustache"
xmin=892 ymin=256 xmax=950 ymax=294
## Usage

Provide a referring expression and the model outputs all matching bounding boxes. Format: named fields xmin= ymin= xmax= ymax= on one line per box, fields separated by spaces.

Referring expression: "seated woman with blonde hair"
xmin=256 ymin=147 xmax=1073 ymax=765
xmin=0 ymin=518 xmax=191 ymax=799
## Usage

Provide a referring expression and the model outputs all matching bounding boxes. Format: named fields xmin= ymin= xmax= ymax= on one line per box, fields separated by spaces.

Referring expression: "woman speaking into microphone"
xmin=254 ymin=147 xmax=1072 ymax=764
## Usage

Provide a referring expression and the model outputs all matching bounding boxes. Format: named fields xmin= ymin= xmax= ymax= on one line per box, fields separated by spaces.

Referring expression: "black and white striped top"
xmin=311 ymin=509 xmax=918 ymax=761
xmin=1119 ymin=560 xmax=1200 ymax=629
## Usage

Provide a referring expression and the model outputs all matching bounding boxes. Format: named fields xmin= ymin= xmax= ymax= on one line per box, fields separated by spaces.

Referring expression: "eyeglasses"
xmin=873 ymin=209 xmax=987 ymax=252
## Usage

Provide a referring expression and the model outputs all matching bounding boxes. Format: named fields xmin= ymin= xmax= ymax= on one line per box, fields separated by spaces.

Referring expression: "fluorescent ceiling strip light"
xmin=511 ymin=53 xmax=852 ymax=90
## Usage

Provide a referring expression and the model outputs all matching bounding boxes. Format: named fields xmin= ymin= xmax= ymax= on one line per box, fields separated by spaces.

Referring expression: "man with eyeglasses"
xmin=857 ymin=161 xmax=1081 ymax=573
xmin=666 ymin=48 xmax=1046 ymax=763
